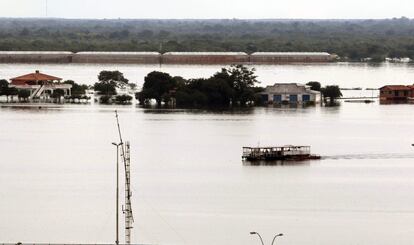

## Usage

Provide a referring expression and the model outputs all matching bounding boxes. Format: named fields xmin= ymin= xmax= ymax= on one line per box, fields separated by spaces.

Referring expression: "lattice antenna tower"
xmin=115 ymin=111 xmax=134 ymax=244
xmin=124 ymin=141 xmax=134 ymax=244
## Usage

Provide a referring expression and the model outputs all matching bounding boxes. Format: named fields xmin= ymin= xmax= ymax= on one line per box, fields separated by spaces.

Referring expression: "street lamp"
xmin=271 ymin=233 xmax=284 ymax=245
xmin=250 ymin=232 xmax=265 ymax=245
xmin=112 ymin=142 xmax=123 ymax=245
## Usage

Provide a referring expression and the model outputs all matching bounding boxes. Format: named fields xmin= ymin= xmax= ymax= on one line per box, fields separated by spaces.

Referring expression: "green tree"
xmin=51 ymin=89 xmax=65 ymax=103
xmin=18 ymin=89 xmax=31 ymax=102
xmin=321 ymin=85 xmax=342 ymax=104
xmin=0 ymin=79 xmax=8 ymax=95
xmin=213 ymin=64 xmax=258 ymax=105
xmin=94 ymin=70 xmax=129 ymax=96
xmin=115 ymin=94 xmax=133 ymax=104
xmin=306 ymin=81 xmax=321 ymax=91
xmin=64 ymin=80 xmax=88 ymax=95
xmin=186 ymin=78 xmax=234 ymax=106
xmin=99 ymin=95 xmax=112 ymax=104
xmin=138 ymin=71 xmax=177 ymax=106
xmin=5 ymin=87 xmax=18 ymax=102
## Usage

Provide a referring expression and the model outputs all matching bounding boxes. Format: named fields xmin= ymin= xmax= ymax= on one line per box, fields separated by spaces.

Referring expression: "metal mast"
xmin=124 ymin=141 xmax=134 ymax=244
xmin=115 ymin=111 xmax=134 ymax=244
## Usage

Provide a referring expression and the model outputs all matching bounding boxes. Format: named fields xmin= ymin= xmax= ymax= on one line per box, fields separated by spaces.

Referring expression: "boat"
xmin=242 ymin=145 xmax=321 ymax=161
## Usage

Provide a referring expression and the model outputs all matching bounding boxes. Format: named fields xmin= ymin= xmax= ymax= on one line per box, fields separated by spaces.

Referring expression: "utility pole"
xmin=45 ymin=0 xmax=48 ymax=17
xmin=112 ymin=142 xmax=123 ymax=245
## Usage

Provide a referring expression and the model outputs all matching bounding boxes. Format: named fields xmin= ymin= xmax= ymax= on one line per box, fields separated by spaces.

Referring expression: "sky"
xmin=0 ymin=0 xmax=414 ymax=19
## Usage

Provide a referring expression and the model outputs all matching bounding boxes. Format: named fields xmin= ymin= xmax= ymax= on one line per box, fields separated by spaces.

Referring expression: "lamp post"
xmin=112 ymin=142 xmax=123 ymax=245
xmin=250 ymin=232 xmax=264 ymax=245
xmin=271 ymin=233 xmax=283 ymax=245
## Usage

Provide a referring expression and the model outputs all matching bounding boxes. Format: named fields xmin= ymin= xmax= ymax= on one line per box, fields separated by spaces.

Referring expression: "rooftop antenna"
xmin=115 ymin=110 xmax=134 ymax=244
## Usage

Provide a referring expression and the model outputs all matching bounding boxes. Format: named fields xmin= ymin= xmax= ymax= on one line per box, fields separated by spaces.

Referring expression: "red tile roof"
xmin=380 ymin=85 xmax=412 ymax=91
xmin=11 ymin=71 xmax=62 ymax=82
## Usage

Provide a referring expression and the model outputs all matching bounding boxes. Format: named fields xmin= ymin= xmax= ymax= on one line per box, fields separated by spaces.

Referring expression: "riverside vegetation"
xmin=1 ymin=18 xmax=414 ymax=61
xmin=1 ymin=67 xmax=342 ymax=106
xmin=136 ymin=65 xmax=342 ymax=107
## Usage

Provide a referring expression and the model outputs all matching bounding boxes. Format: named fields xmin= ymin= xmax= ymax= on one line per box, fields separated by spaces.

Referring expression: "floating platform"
xmin=242 ymin=145 xmax=320 ymax=161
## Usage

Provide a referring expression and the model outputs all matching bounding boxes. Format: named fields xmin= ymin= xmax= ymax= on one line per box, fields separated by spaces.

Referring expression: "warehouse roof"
xmin=163 ymin=52 xmax=248 ymax=56
xmin=0 ymin=51 xmax=72 ymax=55
xmin=251 ymin=52 xmax=331 ymax=56
xmin=75 ymin=52 xmax=160 ymax=56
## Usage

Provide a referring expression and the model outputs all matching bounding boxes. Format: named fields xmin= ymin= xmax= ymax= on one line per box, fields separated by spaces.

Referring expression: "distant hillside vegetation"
xmin=1 ymin=18 xmax=414 ymax=61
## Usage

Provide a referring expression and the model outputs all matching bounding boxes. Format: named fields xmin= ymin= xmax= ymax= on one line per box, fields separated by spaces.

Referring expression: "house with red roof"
xmin=379 ymin=85 xmax=414 ymax=101
xmin=10 ymin=70 xmax=71 ymax=100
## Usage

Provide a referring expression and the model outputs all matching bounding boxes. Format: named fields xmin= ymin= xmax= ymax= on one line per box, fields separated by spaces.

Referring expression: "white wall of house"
xmin=262 ymin=83 xmax=321 ymax=104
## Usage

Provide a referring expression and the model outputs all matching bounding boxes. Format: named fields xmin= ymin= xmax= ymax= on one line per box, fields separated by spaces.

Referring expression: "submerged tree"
xmin=51 ymin=89 xmax=65 ymax=103
xmin=137 ymin=71 xmax=177 ymax=106
xmin=18 ymin=89 xmax=31 ymax=102
xmin=94 ymin=70 xmax=129 ymax=96
xmin=0 ymin=79 xmax=8 ymax=94
xmin=64 ymin=80 xmax=88 ymax=95
xmin=5 ymin=87 xmax=18 ymax=102
xmin=138 ymin=65 xmax=260 ymax=108
xmin=115 ymin=94 xmax=133 ymax=104
xmin=306 ymin=81 xmax=321 ymax=91
xmin=321 ymin=85 xmax=342 ymax=104
xmin=213 ymin=64 xmax=258 ymax=105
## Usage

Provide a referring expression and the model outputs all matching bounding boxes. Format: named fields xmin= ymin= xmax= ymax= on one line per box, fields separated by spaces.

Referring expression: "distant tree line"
xmin=2 ymin=18 xmax=414 ymax=61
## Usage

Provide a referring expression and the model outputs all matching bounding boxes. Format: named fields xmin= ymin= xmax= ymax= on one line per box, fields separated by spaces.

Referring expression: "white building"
xmin=10 ymin=70 xmax=72 ymax=100
xmin=260 ymin=83 xmax=321 ymax=104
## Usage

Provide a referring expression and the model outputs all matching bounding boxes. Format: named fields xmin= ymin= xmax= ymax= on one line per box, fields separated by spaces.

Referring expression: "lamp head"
xmin=250 ymin=232 xmax=257 ymax=235
xmin=277 ymin=233 xmax=284 ymax=237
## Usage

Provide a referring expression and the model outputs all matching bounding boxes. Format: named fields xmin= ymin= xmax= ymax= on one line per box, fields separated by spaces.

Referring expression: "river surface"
xmin=1 ymin=63 xmax=414 ymax=245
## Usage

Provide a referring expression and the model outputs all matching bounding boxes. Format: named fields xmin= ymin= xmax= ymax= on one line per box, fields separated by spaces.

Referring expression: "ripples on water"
xmin=323 ymin=153 xmax=414 ymax=160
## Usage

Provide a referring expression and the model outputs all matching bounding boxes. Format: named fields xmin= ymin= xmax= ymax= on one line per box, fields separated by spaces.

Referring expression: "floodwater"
xmin=1 ymin=63 xmax=414 ymax=245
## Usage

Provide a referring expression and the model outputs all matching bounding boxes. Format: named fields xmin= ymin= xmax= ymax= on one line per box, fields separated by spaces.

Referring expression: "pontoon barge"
xmin=242 ymin=145 xmax=321 ymax=161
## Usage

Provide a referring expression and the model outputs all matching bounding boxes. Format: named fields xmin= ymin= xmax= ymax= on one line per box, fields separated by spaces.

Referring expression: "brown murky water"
xmin=1 ymin=63 xmax=414 ymax=245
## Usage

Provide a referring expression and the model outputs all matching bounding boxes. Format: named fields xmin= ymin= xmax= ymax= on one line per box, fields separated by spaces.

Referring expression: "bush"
xmin=321 ymin=85 xmax=342 ymax=104
xmin=18 ymin=89 xmax=31 ymax=101
xmin=115 ymin=94 xmax=133 ymax=104
xmin=99 ymin=95 xmax=112 ymax=104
